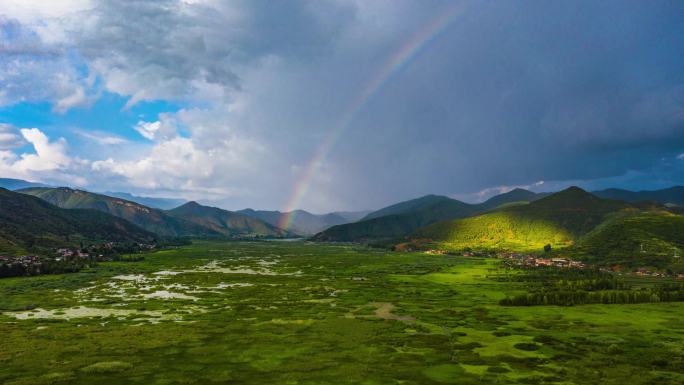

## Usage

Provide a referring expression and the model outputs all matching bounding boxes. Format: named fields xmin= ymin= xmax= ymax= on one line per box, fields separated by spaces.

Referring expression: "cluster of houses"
xmin=424 ymin=249 xmax=448 ymax=255
xmin=55 ymin=248 xmax=93 ymax=260
xmin=0 ymin=254 xmax=41 ymax=267
xmin=633 ymin=267 xmax=684 ymax=279
xmin=0 ymin=249 xmax=94 ymax=268
xmin=423 ymin=249 xmax=497 ymax=257
xmin=418 ymin=249 xmax=684 ymax=279
xmin=498 ymin=253 xmax=586 ymax=269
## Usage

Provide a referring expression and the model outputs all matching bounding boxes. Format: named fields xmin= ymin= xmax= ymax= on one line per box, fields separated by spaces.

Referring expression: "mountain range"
xmin=19 ymin=187 xmax=217 ymax=238
xmin=103 ymin=192 xmax=187 ymax=210
xmin=170 ymin=202 xmax=288 ymax=237
xmin=313 ymin=188 xmax=548 ymax=242
xmin=412 ymin=187 xmax=630 ymax=251
xmin=236 ymin=208 xmax=365 ymax=235
xmin=5 ymin=177 xmax=684 ymax=270
xmin=593 ymin=187 xmax=684 ymax=207
xmin=3 ymin=178 xmax=367 ymax=236
xmin=18 ymin=187 xmax=286 ymax=238
xmin=409 ymin=187 xmax=684 ymax=270
xmin=12 ymin=183 xmax=365 ymax=239
xmin=0 ymin=188 xmax=155 ymax=255
xmin=0 ymin=178 xmax=48 ymax=190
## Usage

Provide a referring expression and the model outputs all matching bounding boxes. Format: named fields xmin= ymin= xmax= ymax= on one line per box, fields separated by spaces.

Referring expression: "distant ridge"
xmin=104 ymin=191 xmax=186 ymax=210
xmin=313 ymin=195 xmax=479 ymax=242
xmin=361 ymin=195 xmax=454 ymax=221
xmin=237 ymin=209 xmax=352 ymax=235
xmin=0 ymin=177 xmax=48 ymax=190
xmin=18 ymin=187 xmax=219 ymax=238
xmin=169 ymin=201 xmax=288 ymax=237
xmin=331 ymin=210 xmax=371 ymax=222
xmin=477 ymin=188 xmax=549 ymax=210
xmin=593 ymin=186 xmax=684 ymax=207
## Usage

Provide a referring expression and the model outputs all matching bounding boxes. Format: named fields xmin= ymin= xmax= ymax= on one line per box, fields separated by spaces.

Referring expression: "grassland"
xmin=1 ymin=241 xmax=684 ymax=384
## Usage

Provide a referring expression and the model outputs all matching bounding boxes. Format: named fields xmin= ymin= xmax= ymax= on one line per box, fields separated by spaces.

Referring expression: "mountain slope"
xmin=104 ymin=191 xmax=186 ymax=210
xmin=18 ymin=187 xmax=218 ymax=238
xmin=312 ymin=189 xmax=549 ymax=242
xmin=331 ymin=210 xmax=372 ymax=222
xmin=313 ymin=197 xmax=479 ymax=242
xmin=413 ymin=187 xmax=630 ymax=251
xmin=0 ymin=188 xmax=155 ymax=255
xmin=168 ymin=202 xmax=288 ymax=237
xmin=476 ymin=188 xmax=548 ymax=210
xmin=0 ymin=178 xmax=48 ymax=190
xmin=361 ymin=195 xmax=454 ymax=221
xmin=593 ymin=186 xmax=684 ymax=207
xmin=237 ymin=209 xmax=349 ymax=235
xmin=574 ymin=210 xmax=684 ymax=270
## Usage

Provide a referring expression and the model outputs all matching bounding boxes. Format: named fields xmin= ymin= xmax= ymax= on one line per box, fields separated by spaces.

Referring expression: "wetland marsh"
xmin=1 ymin=241 xmax=683 ymax=384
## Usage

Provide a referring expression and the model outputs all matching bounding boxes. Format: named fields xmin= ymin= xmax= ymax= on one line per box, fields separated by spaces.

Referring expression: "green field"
xmin=2 ymin=241 xmax=684 ymax=384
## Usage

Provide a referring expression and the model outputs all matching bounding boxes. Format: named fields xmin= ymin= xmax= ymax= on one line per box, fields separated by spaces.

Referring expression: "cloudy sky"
xmin=0 ymin=0 xmax=683 ymax=212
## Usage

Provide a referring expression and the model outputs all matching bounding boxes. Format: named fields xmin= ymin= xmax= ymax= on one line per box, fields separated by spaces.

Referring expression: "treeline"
xmin=498 ymin=266 xmax=630 ymax=290
xmin=0 ymin=258 xmax=94 ymax=278
xmin=501 ymin=284 xmax=684 ymax=306
xmin=78 ymin=241 xmax=156 ymax=257
xmin=499 ymin=265 xmax=613 ymax=282
xmin=0 ymin=241 xmax=158 ymax=278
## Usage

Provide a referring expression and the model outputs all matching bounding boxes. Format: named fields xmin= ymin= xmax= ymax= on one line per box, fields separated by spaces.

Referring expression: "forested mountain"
xmin=0 ymin=188 xmax=155 ymax=255
xmin=313 ymin=196 xmax=479 ymax=242
xmin=313 ymin=189 xmax=546 ymax=242
xmin=19 ymin=187 xmax=219 ymax=238
xmin=593 ymin=187 xmax=684 ymax=207
xmin=413 ymin=187 xmax=630 ymax=251
xmin=168 ymin=202 xmax=288 ymax=237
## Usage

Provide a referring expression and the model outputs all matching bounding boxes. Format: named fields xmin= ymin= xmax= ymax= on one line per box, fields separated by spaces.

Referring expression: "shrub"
xmin=514 ymin=342 xmax=541 ymax=351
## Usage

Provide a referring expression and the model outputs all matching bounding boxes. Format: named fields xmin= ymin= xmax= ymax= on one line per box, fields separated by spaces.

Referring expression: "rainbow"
xmin=278 ymin=2 xmax=467 ymax=231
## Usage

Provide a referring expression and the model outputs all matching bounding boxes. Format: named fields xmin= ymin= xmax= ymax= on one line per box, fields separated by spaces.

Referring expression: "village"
xmin=0 ymin=242 xmax=156 ymax=278
xmin=422 ymin=248 xmax=684 ymax=280
xmin=497 ymin=252 xmax=586 ymax=269
xmin=423 ymin=249 xmax=586 ymax=268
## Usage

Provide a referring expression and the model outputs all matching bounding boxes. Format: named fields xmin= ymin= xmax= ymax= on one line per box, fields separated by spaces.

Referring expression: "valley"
xmin=2 ymin=3 xmax=681 ymax=384
xmin=1 ymin=241 xmax=684 ymax=384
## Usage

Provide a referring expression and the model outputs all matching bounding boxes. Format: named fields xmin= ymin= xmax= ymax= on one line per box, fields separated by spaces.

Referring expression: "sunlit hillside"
xmin=413 ymin=187 xmax=629 ymax=251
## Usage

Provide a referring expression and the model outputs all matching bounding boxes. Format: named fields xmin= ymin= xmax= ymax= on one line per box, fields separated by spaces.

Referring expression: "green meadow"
xmin=1 ymin=241 xmax=683 ymax=384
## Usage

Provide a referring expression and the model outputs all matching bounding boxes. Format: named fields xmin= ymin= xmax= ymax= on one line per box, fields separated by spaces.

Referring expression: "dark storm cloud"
xmin=317 ymin=0 xmax=684 ymax=207
xmin=2 ymin=0 xmax=683 ymax=211
xmin=70 ymin=0 xmax=356 ymax=106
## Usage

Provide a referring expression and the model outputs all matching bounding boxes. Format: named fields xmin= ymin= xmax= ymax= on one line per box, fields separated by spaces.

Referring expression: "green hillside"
xmin=361 ymin=195 xmax=454 ymax=221
xmin=413 ymin=187 xmax=630 ymax=251
xmin=313 ymin=189 xmax=550 ymax=242
xmin=0 ymin=188 xmax=155 ymax=255
xmin=313 ymin=198 xmax=479 ymax=242
xmin=168 ymin=202 xmax=288 ymax=237
xmin=574 ymin=210 xmax=684 ymax=271
xmin=19 ymin=187 xmax=218 ymax=238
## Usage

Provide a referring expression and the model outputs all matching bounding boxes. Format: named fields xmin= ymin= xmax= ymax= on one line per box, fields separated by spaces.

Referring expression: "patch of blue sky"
xmin=0 ymin=91 xmax=187 ymax=144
